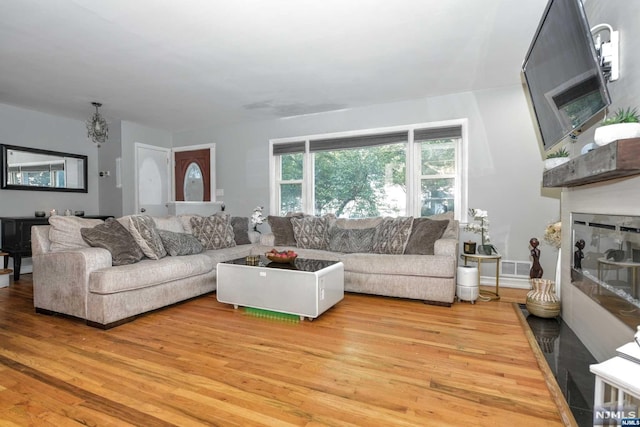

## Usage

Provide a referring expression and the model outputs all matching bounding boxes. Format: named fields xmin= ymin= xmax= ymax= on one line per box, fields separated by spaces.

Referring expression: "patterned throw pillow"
xmin=127 ymin=215 xmax=167 ymax=260
xmin=81 ymin=218 xmax=144 ymax=266
xmin=328 ymin=227 xmax=376 ymax=253
xmin=290 ymin=216 xmax=332 ymax=250
xmin=372 ymin=217 xmax=414 ymax=254
xmin=403 ymin=218 xmax=449 ymax=255
xmin=190 ymin=215 xmax=236 ymax=250
xmin=157 ymin=230 xmax=204 ymax=256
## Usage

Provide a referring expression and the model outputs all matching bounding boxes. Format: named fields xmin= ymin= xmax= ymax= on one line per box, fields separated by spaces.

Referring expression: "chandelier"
xmin=86 ymin=102 xmax=108 ymax=144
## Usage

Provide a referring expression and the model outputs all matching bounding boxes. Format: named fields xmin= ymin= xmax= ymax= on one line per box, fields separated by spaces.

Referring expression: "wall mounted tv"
xmin=522 ymin=0 xmax=610 ymax=152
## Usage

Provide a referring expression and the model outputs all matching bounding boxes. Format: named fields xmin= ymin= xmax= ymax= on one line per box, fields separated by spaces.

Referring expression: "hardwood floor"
xmin=0 ymin=276 xmax=575 ymax=426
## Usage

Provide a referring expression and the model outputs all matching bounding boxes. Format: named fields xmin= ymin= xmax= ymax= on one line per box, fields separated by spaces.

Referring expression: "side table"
xmin=461 ymin=253 xmax=502 ymax=301
xmin=590 ymin=355 xmax=640 ymax=423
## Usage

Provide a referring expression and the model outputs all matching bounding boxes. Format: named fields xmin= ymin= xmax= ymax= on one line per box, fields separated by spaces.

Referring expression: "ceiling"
xmin=0 ymin=0 xmax=548 ymax=133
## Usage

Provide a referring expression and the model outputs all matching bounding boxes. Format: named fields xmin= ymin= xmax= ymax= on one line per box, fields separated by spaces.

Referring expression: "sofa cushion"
xmin=48 ymin=216 xmax=105 ymax=252
xmin=127 ymin=215 xmax=167 ymax=260
xmin=81 ymin=218 xmax=144 ymax=266
xmin=231 ymin=216 xmax=251 ymax=245
xmin=153 ymin=216 xmax=185 ymax=233
xmin=191 ymin=215 xmax=236 ymax=250
xmin=328 ymin=227 xmax=376 ymax=253
xmin=404 ymin=217 xmax=449 ymax=255
xmin=291 ymin=216 xmax=332 ymax=250
xmin=372 ymin=217 xmax=414 ymax=254
xmin=89 ymin=254 xmax=214 ymax=294
xmin=158 ymin=230 xmax=204 ymax=256
xmin=342 ymin=253 xmax=455 ymax=278
xmin=267 ymin=213 xmax=303 ymax=246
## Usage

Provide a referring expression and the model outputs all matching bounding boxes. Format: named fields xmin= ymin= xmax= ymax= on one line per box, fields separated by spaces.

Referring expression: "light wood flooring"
xmin=0 ymin=276 xmax=575 ymax=426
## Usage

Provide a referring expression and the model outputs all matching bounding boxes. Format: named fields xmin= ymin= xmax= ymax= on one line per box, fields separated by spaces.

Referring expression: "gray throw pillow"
xmin=158 ymin=230 xmax=204 ymax=256
xmin=190 ymin=215 xmax=236 ymax=250
xmin=267 ymin=214 xmax=303 ymax=246
xmin=127 ymin=214 xmax=167 ymax=260
xmin=403 ymin=218 xmax=449 ymax=255
xmin=291 ymin=216 xmax=332 ymax=250
xmin=372 ymin=217 xmax=414 ymax=254
xmin=329 ymin=227 xmax=376 ymax=253
xmin=81 ymin=218 xmax=144 ymax=266
xmin=231 ymin=216 xmax=251 ymax=245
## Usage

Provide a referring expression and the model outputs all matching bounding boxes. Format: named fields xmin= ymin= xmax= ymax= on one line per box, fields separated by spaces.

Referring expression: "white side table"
xmin=590 ymin=356 xmax=640 ymax=424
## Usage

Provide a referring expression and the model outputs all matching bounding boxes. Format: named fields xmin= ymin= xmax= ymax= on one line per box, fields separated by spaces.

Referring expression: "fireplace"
xmin=570 ymin=212 xmax=640 ymax=330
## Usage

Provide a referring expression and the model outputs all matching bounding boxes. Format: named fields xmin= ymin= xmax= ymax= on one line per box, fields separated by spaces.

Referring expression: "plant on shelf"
xmin=544 ymin=147 xmax=570 ymax=170
xmin=595 ymin=107 xmax=640 ymax=146
xmin=545 ymin=147 xmax=570 ymax=159
xmin=601 ymin=107 xmax=640 ymax=126
xmin=465 ymin=208 xmax=496 ymax=255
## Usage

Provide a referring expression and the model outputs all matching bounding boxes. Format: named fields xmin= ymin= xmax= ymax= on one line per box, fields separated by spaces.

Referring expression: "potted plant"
xmin=594 ymin=107 xmax=640 ymax=146
xmin=543 ymin=147 xmax=570 ymax=170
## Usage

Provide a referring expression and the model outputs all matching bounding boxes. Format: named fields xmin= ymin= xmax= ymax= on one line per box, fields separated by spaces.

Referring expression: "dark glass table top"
xmin=223 ymin=257 xmax=339 ymax=273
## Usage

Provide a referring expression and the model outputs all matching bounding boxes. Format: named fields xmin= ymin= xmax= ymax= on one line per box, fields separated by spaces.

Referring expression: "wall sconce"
xmin=591 ymin=23 xmax=619 ymax=82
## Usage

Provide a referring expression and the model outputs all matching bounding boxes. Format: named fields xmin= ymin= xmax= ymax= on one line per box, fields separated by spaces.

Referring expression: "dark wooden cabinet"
xmin=0 ymin=215 xmax=111 ymax=281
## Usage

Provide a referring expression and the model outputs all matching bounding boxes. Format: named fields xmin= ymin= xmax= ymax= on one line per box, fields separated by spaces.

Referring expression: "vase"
xmin=526 ymin=279 xmax=560 ymax=318
xmin=248 ymin=230 xmax=261 ymax=244
xmin=594 ymin=122 xmax=640 ymax=146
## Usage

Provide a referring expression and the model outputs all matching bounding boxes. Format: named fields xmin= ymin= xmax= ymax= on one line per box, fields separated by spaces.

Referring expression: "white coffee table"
xmin=216 ymin=257 xmax=344 ymax=321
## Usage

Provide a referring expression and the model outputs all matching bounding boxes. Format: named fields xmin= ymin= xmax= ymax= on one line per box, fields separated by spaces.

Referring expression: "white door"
xmin=135 ymin=143 xmax=171 ymax=216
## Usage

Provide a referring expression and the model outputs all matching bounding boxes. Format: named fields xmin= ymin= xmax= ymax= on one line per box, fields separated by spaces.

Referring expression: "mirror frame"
xmin=0 ymin=144 xmax=88 ymax=193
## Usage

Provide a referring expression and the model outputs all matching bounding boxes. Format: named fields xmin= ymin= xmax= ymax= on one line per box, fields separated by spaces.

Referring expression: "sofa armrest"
xmin=33 ymin=247 xmax=112 ymax=320
xmin=434 ymin=238 xmax=459 ymax=258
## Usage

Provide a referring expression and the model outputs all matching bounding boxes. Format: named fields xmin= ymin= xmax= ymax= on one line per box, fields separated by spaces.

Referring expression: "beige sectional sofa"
xmin=31 ymin=213 xmax=458 ymax=329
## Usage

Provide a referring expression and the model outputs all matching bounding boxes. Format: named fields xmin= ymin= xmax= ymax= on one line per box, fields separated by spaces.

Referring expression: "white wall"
xmin=0 ymin=103 xmax=100 ymax=217
xmin=174 ymin=84 xmax=561 ymax=277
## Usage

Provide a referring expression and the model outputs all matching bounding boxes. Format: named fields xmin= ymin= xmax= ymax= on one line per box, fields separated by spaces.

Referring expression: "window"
xmin=270 ymin=121 xmax=466 ymax=219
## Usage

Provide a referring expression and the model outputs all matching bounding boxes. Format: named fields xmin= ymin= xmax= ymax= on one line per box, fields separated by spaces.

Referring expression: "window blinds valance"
xmin=272 ymin=141 xmax=306 ymax=155
xmin=413 ymin=126 xmax=462 ymax=141
xmin=310 ymin=131 xmax=408 ymax=152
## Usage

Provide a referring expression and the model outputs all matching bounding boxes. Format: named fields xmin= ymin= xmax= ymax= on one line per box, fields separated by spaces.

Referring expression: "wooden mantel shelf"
xmin=543 ymin=138 xmax=640 ymax=188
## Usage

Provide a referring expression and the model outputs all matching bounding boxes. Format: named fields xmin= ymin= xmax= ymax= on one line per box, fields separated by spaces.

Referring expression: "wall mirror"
xmin=0 ymin=144 xmax=88 ymax=193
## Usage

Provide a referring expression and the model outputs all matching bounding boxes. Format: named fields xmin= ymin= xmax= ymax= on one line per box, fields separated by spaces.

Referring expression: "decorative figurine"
xmin=574 ymin=239 xmax=585 ymax=269
xmin=529 ymin=237 xmax=543 ymax=279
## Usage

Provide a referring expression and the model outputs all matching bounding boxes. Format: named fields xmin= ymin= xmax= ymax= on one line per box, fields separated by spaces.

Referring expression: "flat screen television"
xmin=522 ymin=0 xmax=610 ymax=152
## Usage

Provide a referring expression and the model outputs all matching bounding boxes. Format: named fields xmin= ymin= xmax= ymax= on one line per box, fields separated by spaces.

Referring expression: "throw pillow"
xmin=81 ymin=218 xmax=144 ymax=266
xmin=291 ymin=216 xmax=332 ymax=250
xmin=126 ymin=215 xmax=167 ymax=260
xmin=157 ymin=230 xmax=204 ymax=256
xmin=404 ymin=218 xmax=449 ymax=255
xmin=428 ymin=211 xmax=456 ymax=239
xmin=231 ymin=216 xmax=251 ymax=245
xmin=372 ymin=217 xmax=414 ymax=254
xmin=328 ymin=227 xmax=376 ymax=253
xmin=48 ymin=216 xmax=105 ymax=252
xmin=267 ymin=213 xmax=303 ymax=246
xmin=190 ymin=215 xmax=236 ymax=250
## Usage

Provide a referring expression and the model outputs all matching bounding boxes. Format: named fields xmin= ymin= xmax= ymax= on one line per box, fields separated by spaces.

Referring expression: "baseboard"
xmin=480 ymin=275 xmax=531 ymax=289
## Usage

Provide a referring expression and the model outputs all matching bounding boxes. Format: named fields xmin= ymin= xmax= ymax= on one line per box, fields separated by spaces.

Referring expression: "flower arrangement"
xmin=251 ymin=206 xmax=265 ymax=232
xmin=465 ymin=208 xmax=490 ymax=245
xmin=544 ymin=221 xmax=561 ymax=248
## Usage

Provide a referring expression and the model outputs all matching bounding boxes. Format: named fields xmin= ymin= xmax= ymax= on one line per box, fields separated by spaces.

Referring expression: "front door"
xmin=174 ymin=148 xmax=211 ymax=201
xmin=135 ymin=143 xmax=171 ymax=216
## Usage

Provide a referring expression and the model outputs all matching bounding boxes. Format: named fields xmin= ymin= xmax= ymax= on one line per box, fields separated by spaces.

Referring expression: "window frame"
xmin=269 ymin=119 xmax=468 ymax=221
